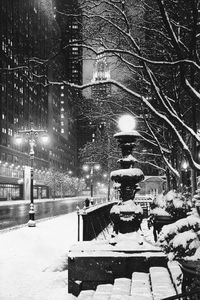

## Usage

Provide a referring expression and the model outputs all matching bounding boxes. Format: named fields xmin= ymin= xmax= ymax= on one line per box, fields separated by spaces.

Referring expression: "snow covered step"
xmin=75 ymin=265 xmax=183 ymax=299
xmin=92 ymin=284 xmax=113 ymax=299
xmin=167 ymin=261 xmax=183 ymax=294
xmin=112 ymin=278 xmax=131 ymax=296
xmin=150 ymin=267 xmax=177 ymax=300
xmin=131 ymin=272 xmax=153 ymax=299
xmin=77 ymin=290 xmax=94 ymax=299
xmin=95 ymin=284 xmax=113 ymax=293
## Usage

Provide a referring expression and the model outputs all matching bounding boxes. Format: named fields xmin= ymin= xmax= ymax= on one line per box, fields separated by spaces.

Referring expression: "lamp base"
xmin=28 ymin=219 xmax=36 ymax=227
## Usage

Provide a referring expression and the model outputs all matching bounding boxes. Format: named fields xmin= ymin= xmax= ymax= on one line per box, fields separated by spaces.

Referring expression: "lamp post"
xmin=181 ymin=159 xmax=190 ymax=192
xmin=83 ymin=162 xmax=100 ymax=202
xmin=15 ymin=122 xmax=48 ymax=227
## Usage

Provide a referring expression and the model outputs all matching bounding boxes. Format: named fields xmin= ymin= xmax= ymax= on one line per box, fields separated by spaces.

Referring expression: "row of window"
xmin=2 ymin=128 xmax=13 ymax=136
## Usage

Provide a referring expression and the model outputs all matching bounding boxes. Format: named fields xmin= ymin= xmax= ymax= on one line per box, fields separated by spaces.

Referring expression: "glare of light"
xmin=41 ymin=133 xmax=49 ymax=144
xmin=94 ymin=164 xmax=100 ymax=171
xmin=118 ymin=114 xmax=136 ymax=132
xmin=182 ymin=161 xmax=188 ymax=170
xmin=83 ymin=165 xmax=89 ymax=172
xmin=15 ymin=135 xmax=23 ymax=145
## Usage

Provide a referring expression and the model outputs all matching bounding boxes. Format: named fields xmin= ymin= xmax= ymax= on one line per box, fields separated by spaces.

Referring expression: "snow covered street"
xmin=0 ymin=213 xmax=78 ymax=300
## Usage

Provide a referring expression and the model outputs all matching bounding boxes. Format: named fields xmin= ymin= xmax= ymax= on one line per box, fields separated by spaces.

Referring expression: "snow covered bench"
xmin=69 ymin=265 xmax=183 ymax=299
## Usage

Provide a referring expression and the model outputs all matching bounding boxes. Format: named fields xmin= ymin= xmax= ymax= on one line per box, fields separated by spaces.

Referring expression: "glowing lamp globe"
xmin=182 ymin=161 xmax=188 ymax=170
xmin=118 ymin=115 xmax=136 ymax=132
xmin=41 ymin=134 xmax=49 ymax=144
xmin=15 ymin=135 xmax=23 ymax=145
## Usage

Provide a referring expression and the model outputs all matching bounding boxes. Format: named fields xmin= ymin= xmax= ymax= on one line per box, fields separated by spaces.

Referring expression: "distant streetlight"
xmin=15 ymin=123 xmax=49 ymax=227
xmin=181 ymin=159 xmax=190 ymax=190
xmin=118 ymin=114 xmax=136 ymax=132
xmin=83 ymin=162 xmax=100 ymax=200
xmin=182 ymin=160 xmax=188 ymax=170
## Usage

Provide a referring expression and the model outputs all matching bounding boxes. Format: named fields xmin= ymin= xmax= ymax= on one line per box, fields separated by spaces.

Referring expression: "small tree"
xmin=44 ymin=169 xmax=86 ymax=197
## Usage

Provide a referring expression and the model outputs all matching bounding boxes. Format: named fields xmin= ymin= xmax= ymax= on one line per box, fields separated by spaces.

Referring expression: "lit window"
xmin=61 ymin=114 xmax=64 ymax=119
xmin=61 ymin=86 xmax=64 ymax=90
xmin=8 ymin=128 xmax=13 ymax=136
xmin=2 ymin=114 xmax=5 ymax=119
xmin=61 ymin=129 xmax=64 ymax=133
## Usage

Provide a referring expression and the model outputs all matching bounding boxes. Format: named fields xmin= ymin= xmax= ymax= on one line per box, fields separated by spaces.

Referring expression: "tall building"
xmin=0 ymin=0 xmax=80 ymax=200
xmin=88 ymin=48 xmax=112 ymax=144
xmin=55 ymin=0 xmax=83 ymax=170
xmin=91 ymin=47 xmax=111 ymax=100
xmin=55 ymin=0 xmax=84 ymax=173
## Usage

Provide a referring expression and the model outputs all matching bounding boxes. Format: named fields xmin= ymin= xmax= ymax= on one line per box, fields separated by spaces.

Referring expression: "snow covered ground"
xmin=0 ymin=213 xmax=78 ymax=300
xmin=0 ymin=210 xmax=157 ymax=300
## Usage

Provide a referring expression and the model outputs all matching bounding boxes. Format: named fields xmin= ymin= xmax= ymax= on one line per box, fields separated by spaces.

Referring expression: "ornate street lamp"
xmin=110 ymin=114 xmax=144 ymax=234
xmin=83 ymin=162 xmax=100 ymax=202
xmin=15 ymin=122 xmax=49 ymax=227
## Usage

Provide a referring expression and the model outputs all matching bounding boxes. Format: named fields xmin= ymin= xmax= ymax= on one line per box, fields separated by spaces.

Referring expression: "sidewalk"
xmin=0 ymin=196 xmax=86 ymax=206
xmin=0 ymin=213 xmax=78 ymax=300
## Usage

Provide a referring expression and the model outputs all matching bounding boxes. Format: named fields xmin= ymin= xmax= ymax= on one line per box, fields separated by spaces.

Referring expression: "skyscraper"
xmin=0 ymin=0 xmax=80 ymax=200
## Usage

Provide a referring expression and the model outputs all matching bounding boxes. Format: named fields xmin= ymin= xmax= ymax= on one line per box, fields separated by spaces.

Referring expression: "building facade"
xmin=0 ymin=0 xmax=80 ymax=200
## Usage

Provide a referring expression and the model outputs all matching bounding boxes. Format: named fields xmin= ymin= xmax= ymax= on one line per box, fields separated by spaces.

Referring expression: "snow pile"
xmin=150 ymin=207 xmax=171 ymax=216
xmin=117 ymin=154 xmax=137 ymax=164
xmin=114 ymin=131 xmax=140 ymax=138
xmin=120 ymin=200 xmax=143 ymax=214
xmin=110 ymin=200 xmax=143 ymax=224
xmin=165 ymin=190 xmax=177 ymax=202
xmin=155 ymin=193 xmax=166 ymax=208
xmin=149 ymin=190 xmax=192 ymax=223
xmin=111 ymin=168 xmax=144 ymax=178
xmin=158 ymin=215 xmax=200 ymax=260
xmin=113 ymin=182 xmax=121 ymax=188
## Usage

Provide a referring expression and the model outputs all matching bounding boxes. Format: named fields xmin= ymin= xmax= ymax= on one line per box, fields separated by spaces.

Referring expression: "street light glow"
xmin=182 ymin=161 xmax=188 ymax=170
xmin=15 ymin=135 xmax=23 ymax=145
xmin=40 ymin=133 xmax=49 ymax=144
xmin=118 ymin=114 xmax=136 ymax=132
xmin=83 ymin=165 xmax=89 ymax=172
xmin=94 ymin=164 xmax=100 ymax=171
